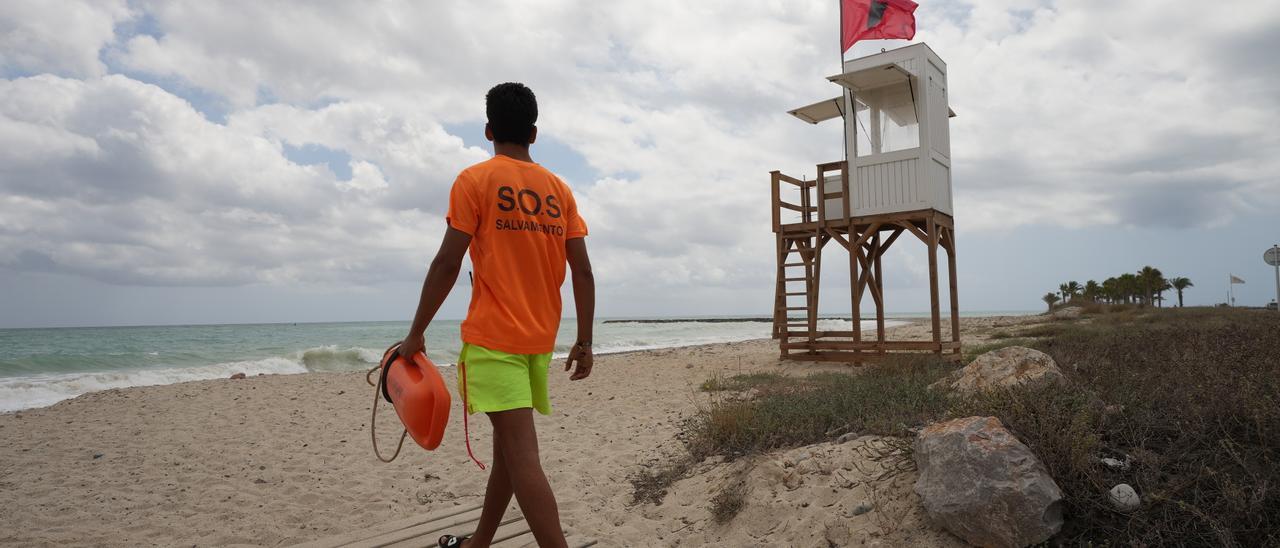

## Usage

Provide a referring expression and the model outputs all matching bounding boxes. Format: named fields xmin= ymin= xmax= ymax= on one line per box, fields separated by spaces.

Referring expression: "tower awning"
xmin=827 ymin=64 xmax=913 ymax=92
xmin=787 ymin=96 xmax=844 ymax=124
xmin=789 ymin=63 xmax=957 ymax=123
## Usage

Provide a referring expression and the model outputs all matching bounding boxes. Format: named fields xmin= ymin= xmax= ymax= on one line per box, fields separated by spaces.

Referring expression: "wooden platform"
xmin=292 ymin=504 xmax=597 ymax=548
xmin=770 ymin=163 xmax=961 ymax=363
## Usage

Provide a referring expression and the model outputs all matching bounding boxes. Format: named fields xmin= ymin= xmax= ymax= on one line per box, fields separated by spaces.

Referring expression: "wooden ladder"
xmin=775 ymin=232 xmax=821 ymax=356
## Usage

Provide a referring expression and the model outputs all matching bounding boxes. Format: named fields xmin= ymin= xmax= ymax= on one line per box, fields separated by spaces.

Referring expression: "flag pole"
xmin=839 ymin=0 xmax=849 ymax=170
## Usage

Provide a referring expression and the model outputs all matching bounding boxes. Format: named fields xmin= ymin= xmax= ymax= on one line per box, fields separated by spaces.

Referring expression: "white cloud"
xmin=0 ymin=75 xmax=448 ymax=285
xmin=2 ymin=0 xmax=1278 ymax=308
xmin=0 ymin=0 xmax=131 ymax=77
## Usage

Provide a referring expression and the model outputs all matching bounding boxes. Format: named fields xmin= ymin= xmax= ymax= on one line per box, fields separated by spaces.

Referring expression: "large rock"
xmin=936 ymin=346 xmax=1065 ymax=394
xmin=1108 ymin=483 xmax=1140 ymax=512
xmin=914 ymin=416 xmax=1063 ymax=547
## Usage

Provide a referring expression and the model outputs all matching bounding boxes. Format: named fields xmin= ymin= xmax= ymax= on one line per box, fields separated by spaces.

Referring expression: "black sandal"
xmin=438 ymin=534 xmax=469 ymax=547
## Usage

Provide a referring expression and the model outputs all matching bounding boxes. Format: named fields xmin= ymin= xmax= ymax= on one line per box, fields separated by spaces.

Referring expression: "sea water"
xmin=0 ymin=318 xmax=903 ymax=413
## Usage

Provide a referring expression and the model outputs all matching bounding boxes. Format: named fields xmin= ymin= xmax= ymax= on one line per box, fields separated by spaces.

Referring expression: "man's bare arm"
xmin=564 ymin=237 xmax=594 ymax=380
xmin=400 ymin=227 xmax=472 ymax=356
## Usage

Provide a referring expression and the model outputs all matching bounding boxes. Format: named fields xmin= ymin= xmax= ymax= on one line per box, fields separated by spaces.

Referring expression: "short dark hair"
xmin=486 ymin=83 xmax=537 ymax=145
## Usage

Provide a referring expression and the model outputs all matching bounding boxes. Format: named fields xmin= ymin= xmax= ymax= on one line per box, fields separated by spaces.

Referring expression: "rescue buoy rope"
xmin=459 ymin=362 xmax=486 ymax=470
xmin=366 ymin=342 xmax=485 ymax=469
xmin=367 ymin=363 xmax=408 ymax=463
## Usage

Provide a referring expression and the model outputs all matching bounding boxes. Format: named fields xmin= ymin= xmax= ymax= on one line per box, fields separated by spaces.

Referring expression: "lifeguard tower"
xmin=771 ymin=43 xmax=960 ymax=362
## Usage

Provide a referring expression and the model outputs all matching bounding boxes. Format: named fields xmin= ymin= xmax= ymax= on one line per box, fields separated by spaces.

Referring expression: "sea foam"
xmin=0 ymin=357 xmax=307 ymax=413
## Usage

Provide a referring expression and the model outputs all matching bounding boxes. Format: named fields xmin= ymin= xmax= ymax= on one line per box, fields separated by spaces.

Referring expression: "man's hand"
xmin=400 ymin=331 xmax=426 ymax=357
xmin=564 ymin=343 xmax=593 ymax=381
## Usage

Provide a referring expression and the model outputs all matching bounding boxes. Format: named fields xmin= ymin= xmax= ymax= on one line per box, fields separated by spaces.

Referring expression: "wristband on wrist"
xmin=575 ymin=341 xmax=592 ymax=348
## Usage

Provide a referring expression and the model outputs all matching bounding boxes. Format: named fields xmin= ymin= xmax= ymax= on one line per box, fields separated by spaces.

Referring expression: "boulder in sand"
xmin=914 ymin=416 xmax=1063 ymax=547
xmin=229 ymin=372 xmax=246 ymax=380
xmin=1108 ymin=483 xmax=1140 ymax=512
xmin=934 ymin=346 xmax=1064 ymax=394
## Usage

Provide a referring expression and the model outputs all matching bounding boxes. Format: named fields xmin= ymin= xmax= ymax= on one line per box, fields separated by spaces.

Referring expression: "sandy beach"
xmin=0 ymin=316 xmax=1031 ymax=547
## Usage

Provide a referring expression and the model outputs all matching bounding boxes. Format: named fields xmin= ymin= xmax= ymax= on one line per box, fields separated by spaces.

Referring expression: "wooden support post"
xmin=774 ymin=235 xmax=785 ymax=342
xmin=851 ymin=226 xmax=861 ymax=347
xmin=946 ymin=226 xmax=961 ymax=355
xmin=873 ymin=231 xmax=885 ymax=350
xmin=811 ymin=237 xmax=822 ymax=346
xmin=770 ymin=171 xmax=781 ymax=233
xmin=927 ymin=217 xmax=942 ymax=354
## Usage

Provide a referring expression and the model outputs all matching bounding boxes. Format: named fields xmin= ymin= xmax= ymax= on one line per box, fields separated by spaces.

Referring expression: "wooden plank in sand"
xmin=292 ymin=505 xmax=483 ymax=548
xmin=293 ymin=504 xmax=594 ymax=548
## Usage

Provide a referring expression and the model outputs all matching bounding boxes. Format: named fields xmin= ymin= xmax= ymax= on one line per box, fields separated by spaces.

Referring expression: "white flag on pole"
xmin=1230 ymin=275 xmax=1246 ymax=284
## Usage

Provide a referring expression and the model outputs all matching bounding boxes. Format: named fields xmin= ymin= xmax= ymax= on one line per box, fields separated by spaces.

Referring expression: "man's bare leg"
xmin=487 ymin=408 xmax=567 ymax=548
xmin=462 ymin=437 xmax=513 ymax=548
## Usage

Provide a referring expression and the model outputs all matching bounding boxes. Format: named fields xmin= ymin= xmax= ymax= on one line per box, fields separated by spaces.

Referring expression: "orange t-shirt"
xmin=446 ymin=155 xmax=588 ymax=354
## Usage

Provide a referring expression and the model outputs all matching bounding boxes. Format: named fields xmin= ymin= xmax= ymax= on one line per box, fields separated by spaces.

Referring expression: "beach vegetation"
xmin=1016 ymin=323 xmax=1072 ymax=338
xmin=629 ymin=454 xmax=699 ymax=506
xmin=1049 ymin=267 xmax=1191 ymax=309
xmin=1083 ymin=280 xmax=1102 ymax=301
xmin=688 ymin=356 xmax=952 ymax=458
xmin=708 ymin=476 xmax=750 ymax=524
xmin=1042 ymin=292 xmax=1060 ymax=311
xmin=699 ymin=372 xmax=786 ymax=393
xmin=655 ymin=308 xmax=1277 ymax=544
xmin=1170 ymin=276 xmax=1194 ymax=307
xmin=955 ymin=308 xmax=1280 ymax=545
xmin=962 ymin=338 xmax=1036 ymax=364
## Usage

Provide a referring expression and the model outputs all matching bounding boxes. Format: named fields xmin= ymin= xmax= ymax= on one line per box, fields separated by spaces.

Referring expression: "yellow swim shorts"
xmin=456 ymin=343 xmax=552 ymax=415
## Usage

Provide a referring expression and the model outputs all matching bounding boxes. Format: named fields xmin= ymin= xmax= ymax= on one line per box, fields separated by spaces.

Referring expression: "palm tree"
xmin=1043 ymin=292 xmax=1060 ymax=312
xmin=1118 ymin=273 xmax=1140 ymax=304
xmin=1170 ymin=277 xmax=1194 ymax=307
xmin=1138 ymin=266 xmax=1163 ymax=305
xmin=1155 ymin=278 xmax=1171 ymax=307
xmin=1102 ymin=277 xmax=1119 ymax=304
xmin=1066 ymin=281 xmax=1082 ymax=302
xmin=1084 ymin=280 xmax=1101 ymax=301
xmin=1059 ymin=283 xmax=1071 ymax=303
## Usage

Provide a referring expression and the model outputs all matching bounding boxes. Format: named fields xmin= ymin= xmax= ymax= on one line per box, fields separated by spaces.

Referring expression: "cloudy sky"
xmin=2 ymin=0 xmax=1278 ymax=328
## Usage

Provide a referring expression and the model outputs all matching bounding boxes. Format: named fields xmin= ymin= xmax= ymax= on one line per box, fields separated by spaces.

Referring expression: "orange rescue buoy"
xmin=370 ymin=342 xmax=450 ymax=461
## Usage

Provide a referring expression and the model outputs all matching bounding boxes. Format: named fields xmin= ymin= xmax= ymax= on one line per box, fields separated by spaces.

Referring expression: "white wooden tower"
xmin=771 ymin=43 xmax=960 ymax=362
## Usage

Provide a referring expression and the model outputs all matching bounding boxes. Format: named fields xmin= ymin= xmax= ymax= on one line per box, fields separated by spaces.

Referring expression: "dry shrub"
xmin=628 ymin=456 xmax=696 ymax=506
xmin=689 ymin=356 xmax=952 ymax=458
xmin=868 ymin=478 xmax=912 ymax=537
xmin=709 ymin=476 xmax=750 ymax=524
xmin=700 ymin=372 xmax=786 ymax=392
xmin=961 ymin=308 xmax=1280 ymax=545
xmin=1018 ymin=322 xmax=1076 ymax=339
xmin=962 ymin=338 xmax=1035 ymax=364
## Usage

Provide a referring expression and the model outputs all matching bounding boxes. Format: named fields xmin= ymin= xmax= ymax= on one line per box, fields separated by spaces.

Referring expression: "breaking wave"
xmin=0 ymin=357 xmax=307 ymax=413
xmin=0 ymin=346 xmax=387 ymax=413
xmin=297 ymin=345 xmax=383 ymax=372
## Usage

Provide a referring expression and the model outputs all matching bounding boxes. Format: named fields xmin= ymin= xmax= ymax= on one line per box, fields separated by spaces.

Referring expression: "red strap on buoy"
xmin=459 ymin=361 xmax=486 ymax=470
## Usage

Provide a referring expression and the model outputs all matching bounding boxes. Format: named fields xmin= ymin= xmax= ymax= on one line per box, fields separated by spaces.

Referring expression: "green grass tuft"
xmin=689 ymin=356 xmax=953 ymax=458
xmin=961 ymin=338 xmax=1035 ymax=364
xmin=699 ymin=372 xmax=786 ymax=392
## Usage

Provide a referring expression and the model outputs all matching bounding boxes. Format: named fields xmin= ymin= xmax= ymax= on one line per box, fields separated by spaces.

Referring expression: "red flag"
xmin=841 ymin=0 xmax=918 ymax=52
